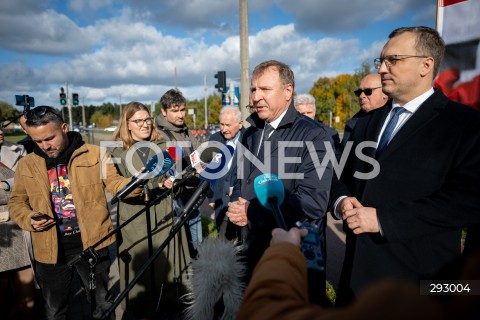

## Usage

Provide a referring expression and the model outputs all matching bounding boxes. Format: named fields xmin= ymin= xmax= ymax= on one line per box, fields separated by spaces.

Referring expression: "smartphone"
xmin=31 ymin=213 xmax=53 ymax=221
xmin=296 ymin=221 xmax=325 ymax=272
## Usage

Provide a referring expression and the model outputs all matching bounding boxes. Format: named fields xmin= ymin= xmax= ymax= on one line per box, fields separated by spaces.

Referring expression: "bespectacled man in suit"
xmin=331 ymin=26 xmax=480 ymax=306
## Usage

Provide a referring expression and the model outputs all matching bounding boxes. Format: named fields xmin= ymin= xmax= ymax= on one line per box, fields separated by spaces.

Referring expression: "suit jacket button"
xmin=246 ymin=178 xmax=251 ymax=184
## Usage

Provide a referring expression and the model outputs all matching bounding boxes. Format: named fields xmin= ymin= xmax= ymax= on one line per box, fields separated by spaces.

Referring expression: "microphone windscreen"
xmin=201 ymin=149 xmax=227 ymax=176
xmin=147 ymin=150 xmax=174 ymax=177
xmin=254 ymin=173 xmax=285 ymax=211
xmin=198 ymin=145 xmax=222 ymax=163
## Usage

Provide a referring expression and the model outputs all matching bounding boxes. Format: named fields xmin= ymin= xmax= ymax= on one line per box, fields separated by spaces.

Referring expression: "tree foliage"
xmin=0 ymin=101 xmax=22 ymax=123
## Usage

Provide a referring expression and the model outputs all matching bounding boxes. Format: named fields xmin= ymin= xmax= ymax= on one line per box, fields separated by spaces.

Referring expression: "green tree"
xmin=0 ymin=101 xmax=22 ymax=123
xmin=309 ymin=60 xmax=374 ymax=130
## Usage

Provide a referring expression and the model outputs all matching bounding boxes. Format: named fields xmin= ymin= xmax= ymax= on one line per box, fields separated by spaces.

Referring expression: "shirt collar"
xmin=227 ymin=130 xmax=241 ymax=144
xmin=267 ymin=107 xmax=289 ymax=129
xmin=392 ymin=87 xmax=434 ymax=113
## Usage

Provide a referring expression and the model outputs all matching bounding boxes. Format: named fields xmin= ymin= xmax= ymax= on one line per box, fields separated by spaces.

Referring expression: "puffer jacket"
xmin=8 ymin=143 xmax=141 ymax=264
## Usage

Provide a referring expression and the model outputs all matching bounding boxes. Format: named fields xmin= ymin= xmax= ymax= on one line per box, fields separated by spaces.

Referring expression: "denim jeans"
xmin=174 ymin=198 xmax=203 ymax=253
xmin=187 ymin=208 xmax=203 ymax=248
xmin=35 ymin=247 xmax=112 ymax=320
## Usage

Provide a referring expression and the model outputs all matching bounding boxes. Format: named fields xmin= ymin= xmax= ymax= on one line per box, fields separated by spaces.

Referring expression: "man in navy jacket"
xmin=227 ymin=60 xmax=333 ymax=304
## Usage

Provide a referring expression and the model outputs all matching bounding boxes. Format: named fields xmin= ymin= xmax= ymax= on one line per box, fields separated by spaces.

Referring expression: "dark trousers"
xmin=35 ymin=247 xmax=112 ymax=320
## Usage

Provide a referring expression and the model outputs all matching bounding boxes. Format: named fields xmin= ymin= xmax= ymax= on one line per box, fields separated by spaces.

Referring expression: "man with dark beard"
xmin=9 ymin=106 xmax=142 ymax=319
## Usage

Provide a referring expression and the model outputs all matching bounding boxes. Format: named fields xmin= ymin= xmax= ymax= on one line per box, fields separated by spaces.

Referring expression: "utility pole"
xmin=174 ymin=65 xmax=178 ymax=89
xmin=81 ymin=99 xmax=86 ymax=128
xmin=119 ymin=95 xmax=122 ymax=118
xmin=239 ymin=0 xmax=250 ymax=125
xmin=65 ymin=82 xmax=73 ymax=129
xmin=204 ymin=75 xmax=208 ymax=129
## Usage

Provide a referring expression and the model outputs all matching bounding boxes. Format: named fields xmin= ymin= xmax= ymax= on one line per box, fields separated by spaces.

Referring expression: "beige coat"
xmin=8 ymin=143 xmax=141 ymax=264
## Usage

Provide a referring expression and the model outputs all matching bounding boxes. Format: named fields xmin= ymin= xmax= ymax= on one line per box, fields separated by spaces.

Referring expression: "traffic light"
xmin=214 ymin=71 xmax=226 ymax=93
xmin=72 ymin=93 xmax=79 ymax=105
xmin=59 ymin=92 xmax=67 ymax=105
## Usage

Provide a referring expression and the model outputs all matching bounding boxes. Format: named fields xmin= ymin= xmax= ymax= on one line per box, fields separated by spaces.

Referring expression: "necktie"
xmin=257 ymin=123 xmax=274 ymax=157
xmin=376 ymin=107 xmax=407 ymax=156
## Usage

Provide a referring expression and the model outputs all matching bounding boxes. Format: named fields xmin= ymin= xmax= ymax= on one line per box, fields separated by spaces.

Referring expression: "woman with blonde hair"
xmin=111 ymin=102 xmax=190 ymax=319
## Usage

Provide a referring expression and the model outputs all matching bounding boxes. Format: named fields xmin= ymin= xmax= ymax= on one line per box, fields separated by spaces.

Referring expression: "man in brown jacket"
xmin=9 ymin=106 xmax=142 ymax=319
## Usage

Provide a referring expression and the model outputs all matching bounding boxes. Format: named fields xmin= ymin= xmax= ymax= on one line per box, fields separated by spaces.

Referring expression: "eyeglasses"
xmin=25 ymin=106 xmax=63 ymax=121
xmin=354 ymin=87 xmax=382 ymax=97
xmin=128 ymin=117 xmax=153 ymax=127
xmin=374 ymin=55 xmax=428 ymax=69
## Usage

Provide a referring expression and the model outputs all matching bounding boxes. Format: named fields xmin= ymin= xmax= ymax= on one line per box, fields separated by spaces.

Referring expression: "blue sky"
xmin=0 ymin=0 xmax=436 ymax=110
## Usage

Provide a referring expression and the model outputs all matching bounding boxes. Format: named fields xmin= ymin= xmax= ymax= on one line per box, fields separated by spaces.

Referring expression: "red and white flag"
xmin=435 ymin=0 xmax=480 ymax=109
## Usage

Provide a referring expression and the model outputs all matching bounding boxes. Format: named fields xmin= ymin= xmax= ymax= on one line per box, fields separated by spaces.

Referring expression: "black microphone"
xmin=111 ymin=150 xmax=174 ymax=204
xmin=172 ymin=179 xmax=212 ymax=228
xmin=253 ymin=173 xmax=287 ymax=230
xmin=167 ymin=144 xmax=222 ymax=180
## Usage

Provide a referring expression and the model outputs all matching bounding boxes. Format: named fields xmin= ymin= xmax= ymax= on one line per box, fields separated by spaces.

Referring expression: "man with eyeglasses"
xmin=156 ymin=88 xmax=203 ymax=257
xmin=8 ymin=106 xmax=143 ymax=319
xmin=342 ymin=74 xmax=388 ymax=148
xmin=330 ymin=26 xmax=480 ymax=306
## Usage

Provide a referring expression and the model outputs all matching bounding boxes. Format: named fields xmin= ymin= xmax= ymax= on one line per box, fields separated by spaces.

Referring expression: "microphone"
xmin=253 ymin=173 xmax=287 ymax=230
xmin=172 ymin=179 xmax=212 ymax=229
xmin=166 ymin=144 xmax=222 ymax=180
xmin=183 ymin=238 xmax=246 ymax=320
xmin=166 ymin=146 xmax=188 ymax=181
xmin=110 ymin=150 xmax=174 ymax=204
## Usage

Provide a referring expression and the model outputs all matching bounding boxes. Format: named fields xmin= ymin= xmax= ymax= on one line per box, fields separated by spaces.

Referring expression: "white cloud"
xmin=0 ymin=10 xmax=98 ymax=55
xmin=0 ymin=0 xmax=436 ymax=109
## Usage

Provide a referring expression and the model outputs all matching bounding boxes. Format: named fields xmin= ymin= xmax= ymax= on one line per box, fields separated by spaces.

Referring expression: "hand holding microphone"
xmin=111 ymin=150 xmax=174 ymax=204
xmin=254 ymin=173 xmax=325 ymax=272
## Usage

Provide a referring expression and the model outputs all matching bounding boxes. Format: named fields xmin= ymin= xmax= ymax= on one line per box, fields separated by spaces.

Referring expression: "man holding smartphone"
xmin=8 ymin=106 xmax=143 ymax=319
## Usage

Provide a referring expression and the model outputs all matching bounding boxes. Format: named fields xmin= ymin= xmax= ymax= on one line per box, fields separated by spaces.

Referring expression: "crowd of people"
xmin=1 ymin=25 xmax=479 ymax=320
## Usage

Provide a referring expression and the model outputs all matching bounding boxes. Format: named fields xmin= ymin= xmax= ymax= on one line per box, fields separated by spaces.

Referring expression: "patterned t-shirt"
xmin=48 ymin=164 xmax=82 ymax=256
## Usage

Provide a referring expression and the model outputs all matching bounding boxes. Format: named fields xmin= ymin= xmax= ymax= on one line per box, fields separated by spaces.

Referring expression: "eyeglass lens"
xmin=130 ymin=118 xmax=153 ymax=126
xmin=354 ymin=88 xmax=375 ymax=97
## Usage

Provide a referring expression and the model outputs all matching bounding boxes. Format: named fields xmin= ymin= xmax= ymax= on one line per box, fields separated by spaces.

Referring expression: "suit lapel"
xmin=377 ymin=91 xmax=447 ymax=160
xmin=366 ymin=102 xmax=391 ymax=144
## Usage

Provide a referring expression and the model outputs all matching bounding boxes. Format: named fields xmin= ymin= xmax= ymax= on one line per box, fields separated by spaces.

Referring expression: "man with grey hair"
xmin=294 ymin=93 xmax=341 ymax=159
xmin=208 ymin=106 xmax=245 ymax=239
xmin=228 ymin=60 xmax=333 ymax=306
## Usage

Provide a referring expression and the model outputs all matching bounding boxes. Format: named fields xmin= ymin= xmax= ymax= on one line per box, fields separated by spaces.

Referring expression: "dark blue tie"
xmin=376 ymin=107 xmax=407 ymax=156
xmin=257 ymin=123 xmax=274 ymax=157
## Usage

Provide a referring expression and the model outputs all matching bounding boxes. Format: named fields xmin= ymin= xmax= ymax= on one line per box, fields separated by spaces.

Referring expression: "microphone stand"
xmin=102 ymin=180 xmax=211 ymax=319
xmin=1 ymin=113 xmax=24 ymax=129
xmin=143 ymin=184 xmax=157 ymax=304
xmin=67 ymin=188 xmax=171 ymax=316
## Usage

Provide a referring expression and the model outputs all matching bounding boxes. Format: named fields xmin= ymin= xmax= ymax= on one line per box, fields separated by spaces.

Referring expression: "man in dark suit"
xmin=208 ymin=106 xmax=245 ymax=239
xmin=331 ymin=26 xmax=480 ymax=305
xmin=227 ymin=60 xmax=333 ymax=305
